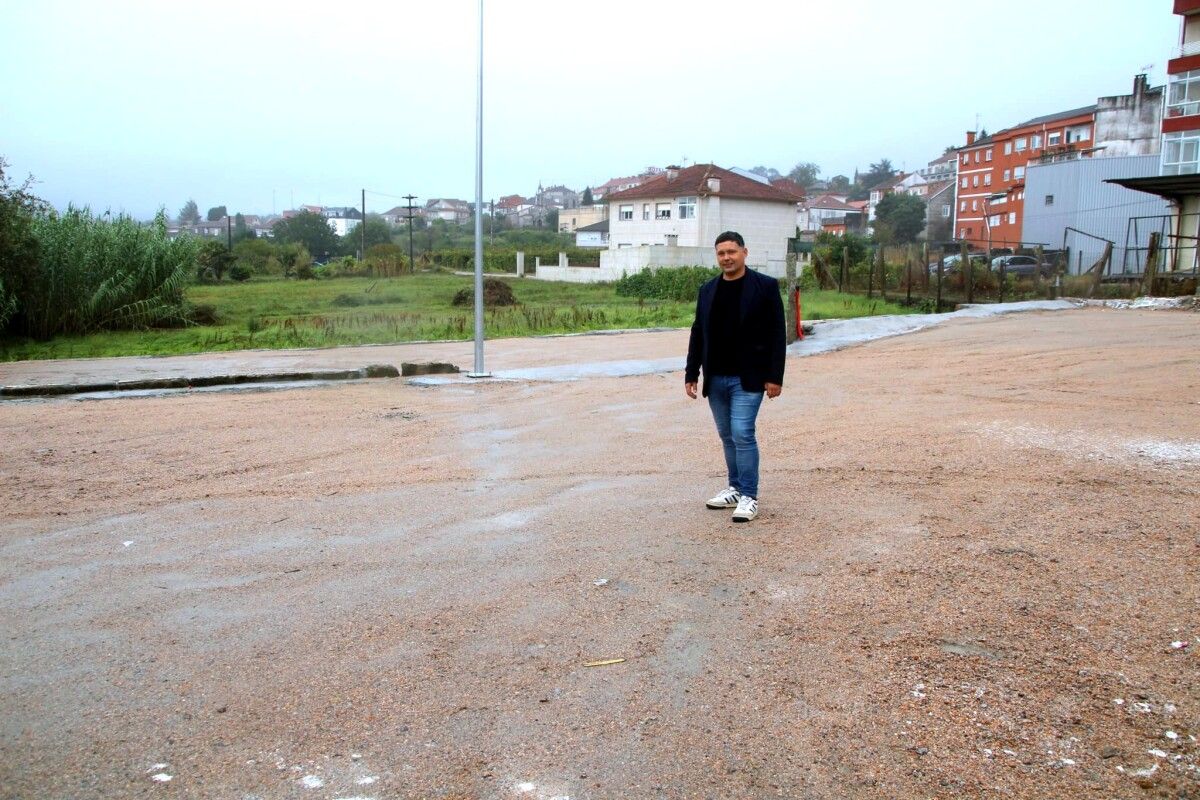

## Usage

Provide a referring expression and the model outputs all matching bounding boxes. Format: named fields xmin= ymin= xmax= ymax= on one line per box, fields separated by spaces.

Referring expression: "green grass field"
xmin=0 ymin=273 xmax=916 ymax=361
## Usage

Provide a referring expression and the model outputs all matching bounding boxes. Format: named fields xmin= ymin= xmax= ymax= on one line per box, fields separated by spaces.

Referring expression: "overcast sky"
xmin=0 ymin=1 xmax=1180 ymax=219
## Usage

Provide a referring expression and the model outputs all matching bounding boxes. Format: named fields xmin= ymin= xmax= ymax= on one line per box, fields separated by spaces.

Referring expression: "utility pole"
xmin=360 ymin=189 xmax=366 ymax=261
xmin=226 ymin=214 xmax=232 ymax=250
xmin=403 ymin=194 xmax=417 ymax=273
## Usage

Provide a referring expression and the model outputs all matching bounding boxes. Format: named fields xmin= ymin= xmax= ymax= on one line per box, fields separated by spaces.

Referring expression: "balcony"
xmin=1173 ymin=40 xmax=1200 ymax=60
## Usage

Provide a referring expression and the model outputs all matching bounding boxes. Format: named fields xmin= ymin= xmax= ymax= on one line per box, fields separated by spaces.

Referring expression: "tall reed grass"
xmin=13 ymin=209 xmax=197 ymax=339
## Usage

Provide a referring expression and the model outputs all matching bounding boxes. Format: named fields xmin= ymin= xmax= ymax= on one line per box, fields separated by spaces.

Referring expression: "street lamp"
xmin=467 ymin=0 xmax=490 ymax=377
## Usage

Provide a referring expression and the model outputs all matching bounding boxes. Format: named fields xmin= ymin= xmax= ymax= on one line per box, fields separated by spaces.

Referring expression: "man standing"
xmin=684 ymin=231 xmax=786 ymax=523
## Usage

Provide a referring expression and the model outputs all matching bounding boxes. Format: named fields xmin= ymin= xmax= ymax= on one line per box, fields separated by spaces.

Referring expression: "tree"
xmin=206 ymin=205 xmax=227 ymax=221
xmin=581 ymin=187 xmax=594 ymax=206
xmin=272 ymin=210 xmax=339 ymax=260
xmin=750 ymin=166 xmax=782 ymax=181
xmin=544 ymin=208 xmax=559 ymax=231
xmin=873 ymin=193 xmax=926 ymax=244
xmin=0 ymin=158 xmax=48 ymax=332
xmin=786 ymin=162 xmax=821 ymax=187
xmin=340 ymin=216 xmax=393 ymax=256
xmin=813 ymin=231 xmax=869 ymax=270
xmin=178 ymin=199 xmax=200 ymax=225
xmin=196 ymin=239 xmax=234 ymax=281
xmin=232 ymin=212 xmax=256 ymax=243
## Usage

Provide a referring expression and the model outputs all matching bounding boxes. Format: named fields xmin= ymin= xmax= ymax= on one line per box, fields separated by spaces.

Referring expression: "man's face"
xmin=716 ymin=240 xmax=748 ymax=278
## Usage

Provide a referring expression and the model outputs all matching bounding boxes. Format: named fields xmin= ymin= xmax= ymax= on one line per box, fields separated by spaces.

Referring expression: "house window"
xmin=984 ymin=174 xmax=992 ymax=186
xmin=972 ymin=175 xmax=979 ymax=187
xmin=960 ymin=228 xmax=968 ymax=238
xmin=1065 ymin=125 xmax=1091 ymax=143
xmin=655 ymin=202 xmax=671 ymax=220
xmin=960 ymin=200 xmax=967 ymax=211
xmin=962 ymin=154 xmax=969 ymax=165
xmin=989 ymin=214 xmax=1001 ymax=227
xmin=1004 ymin=142 xmax=1013 ymax=155
xmin=642 ymin=203 xmax=650 ymax=220
xmin=1032 ymin=134 xmax=1042 ymax=149
xmin=1168 ymin=69 xmax=1200 ymax=118
xmin=942 ymin=205 xmax=951 ymax=218
xmin=1014 ymin=166 xmax=1025 ymax=180
xmin=619 ymin=204 xmax=633 ymax=221
xmin=677 ymin=196 xmax=696 ymax=219
xmin=985 ymin=148 xmax=993 ymax=161
xmin=1003 ymin=169 xmax=1011 ymax=181
xmin=1048 ymin=131 xmax=1061 ymax=146
xmin=1008 ymin=212 xmax=1017 ymax=224
xmin=1162 ymin=129 xmax=1200 ymax=174
xmin=974 ymin=151 xmax=980 ymax=163
xmin=961 ymin=177 xmax=968 ymax=188
xmin=1045 ymin=194 xmax=1054 ymax=206
xmin=971 ymin=200 xmax=978 ymax=211
xmin=1014 ymin=137 xmax=1028 ymax=152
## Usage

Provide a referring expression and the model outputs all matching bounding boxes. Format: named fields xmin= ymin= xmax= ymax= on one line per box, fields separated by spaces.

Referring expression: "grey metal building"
xmin=1023 ymin=155 xmax=1170 ymax=274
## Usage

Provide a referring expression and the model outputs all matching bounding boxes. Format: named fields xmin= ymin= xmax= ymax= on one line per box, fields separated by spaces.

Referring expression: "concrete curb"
xmin=0 ymin=364 xmax=402 ymax=399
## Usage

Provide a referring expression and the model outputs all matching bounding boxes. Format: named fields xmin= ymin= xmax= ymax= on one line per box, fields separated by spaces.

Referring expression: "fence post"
xmin=1034 ymin=245 xmax=1045 ymax=295
xmin=922 ymin=242 xmax=930 ymax=292
xmin=936 ymin=247 xmax=944 ymax=311
xmin=1088 ymin=242 xmax=1113 ymax=298
xmin=1140 ymin=231 xmax=1161 ymax=297
xmin=961 ymin=241 xmax=973 ymax=304
xmin=785 ymin=253 xmax=798 ymax=345
xmin=841 ymin=246 xmax=849 ymax=292
xmin=905 ymin=245 xmax=912 ymax=306
xmin=516 ymin=251 xmax=525 ymax=277
xmin=867 ymin=246 xmax=875 ymax=298
xmin=878 ymin=245 xmax=887 ymax=300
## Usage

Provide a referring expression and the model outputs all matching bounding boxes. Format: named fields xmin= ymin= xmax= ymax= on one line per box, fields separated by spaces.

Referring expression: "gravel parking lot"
xmin=1 ymin=307 xmax=1197 ymax=799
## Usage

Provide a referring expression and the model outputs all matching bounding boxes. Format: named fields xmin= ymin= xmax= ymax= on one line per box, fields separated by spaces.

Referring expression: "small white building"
xmin=575 ymin=218 xmax=608 ymax=248
xmin=323 ymin=207 xmax=362 ymax=236
xmin=602 ymin=164 xmax=801 ymax=277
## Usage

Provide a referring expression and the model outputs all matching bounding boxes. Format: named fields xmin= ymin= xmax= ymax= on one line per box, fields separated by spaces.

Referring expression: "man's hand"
xmin=685 ymin=381 xmax=698 ymax=399
xmin=765 ymin=382 xmax=782 ymax=399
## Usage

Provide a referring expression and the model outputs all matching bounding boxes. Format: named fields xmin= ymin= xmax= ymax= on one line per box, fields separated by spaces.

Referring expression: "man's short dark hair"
xmin=714 ymin=231 xmax=744 ymax=248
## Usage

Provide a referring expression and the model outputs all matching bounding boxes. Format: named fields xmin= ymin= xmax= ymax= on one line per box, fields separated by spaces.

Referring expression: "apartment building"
xmin=1162 ymin=0 xmax=1200 ymax=175
xmin=953 ymin=107 xmax=1096 ymax=248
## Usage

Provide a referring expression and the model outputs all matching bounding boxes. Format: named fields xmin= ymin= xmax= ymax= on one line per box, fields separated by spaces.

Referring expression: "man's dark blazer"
xmin=685 ymin=268 xmax=786 ymax=398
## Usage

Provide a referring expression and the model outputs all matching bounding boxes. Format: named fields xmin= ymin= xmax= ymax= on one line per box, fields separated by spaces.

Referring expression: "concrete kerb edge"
xmin=0 ymin=364 xmax=401 ymax=399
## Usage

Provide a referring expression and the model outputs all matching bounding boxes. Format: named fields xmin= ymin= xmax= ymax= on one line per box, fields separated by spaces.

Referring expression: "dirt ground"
xmin=1 ymin=307 xmax=1197 ymax=799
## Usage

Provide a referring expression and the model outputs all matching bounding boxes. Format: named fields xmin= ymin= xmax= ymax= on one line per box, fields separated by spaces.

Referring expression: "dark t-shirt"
xmin=707 ymin=275 xmax=744 ymax=376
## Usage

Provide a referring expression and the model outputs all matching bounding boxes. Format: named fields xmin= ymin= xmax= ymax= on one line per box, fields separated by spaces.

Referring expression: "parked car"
xmin=927 ymin=253 xmax=987 ymax=274
xmin=990 ymin=254 xmax=1053 ymax=278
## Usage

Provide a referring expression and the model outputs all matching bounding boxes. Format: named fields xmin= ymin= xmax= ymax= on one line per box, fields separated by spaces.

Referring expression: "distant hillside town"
xmin=170 ymin=1 xmax=1200 ymax=283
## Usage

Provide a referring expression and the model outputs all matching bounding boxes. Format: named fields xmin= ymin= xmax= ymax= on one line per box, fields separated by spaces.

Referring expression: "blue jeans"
xmin=706 ymin=375 xmax=764 ymax=499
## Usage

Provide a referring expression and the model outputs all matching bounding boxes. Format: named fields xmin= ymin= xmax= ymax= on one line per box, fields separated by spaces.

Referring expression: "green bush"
xmin=615 ymin=265 xmax=719 ymax=302
xmin=228 ymin=264 xmax=251 ymax=282
xmin=232 ymin=237 xmax=277 ymax=274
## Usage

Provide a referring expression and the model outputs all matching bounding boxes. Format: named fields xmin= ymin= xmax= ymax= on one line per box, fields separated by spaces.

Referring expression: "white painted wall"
xmin=608 ymin=195 xmax=793 ymax=275
xmin=327 ymin=218 xmax=361 ymax=236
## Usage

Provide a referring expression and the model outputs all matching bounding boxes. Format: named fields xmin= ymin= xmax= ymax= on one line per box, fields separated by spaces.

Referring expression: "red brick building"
xmin=953 ymin=107 xmax=1096 ymax=249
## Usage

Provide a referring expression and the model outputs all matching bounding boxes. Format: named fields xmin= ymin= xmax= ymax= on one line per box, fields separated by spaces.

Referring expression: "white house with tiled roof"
xmin=607 ymin=164 xmax=800 ymax=277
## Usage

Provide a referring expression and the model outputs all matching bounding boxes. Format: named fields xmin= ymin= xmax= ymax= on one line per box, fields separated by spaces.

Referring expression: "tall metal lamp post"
xmin=467 ymin=0 xmax=490 ymax=377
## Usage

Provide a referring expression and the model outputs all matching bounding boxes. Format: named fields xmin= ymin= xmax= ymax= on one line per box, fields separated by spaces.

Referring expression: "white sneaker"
xmin=732 ymin=495 xmax=758 ymax=522
xmin=705 ymin=486 xmax=741 ymax=509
